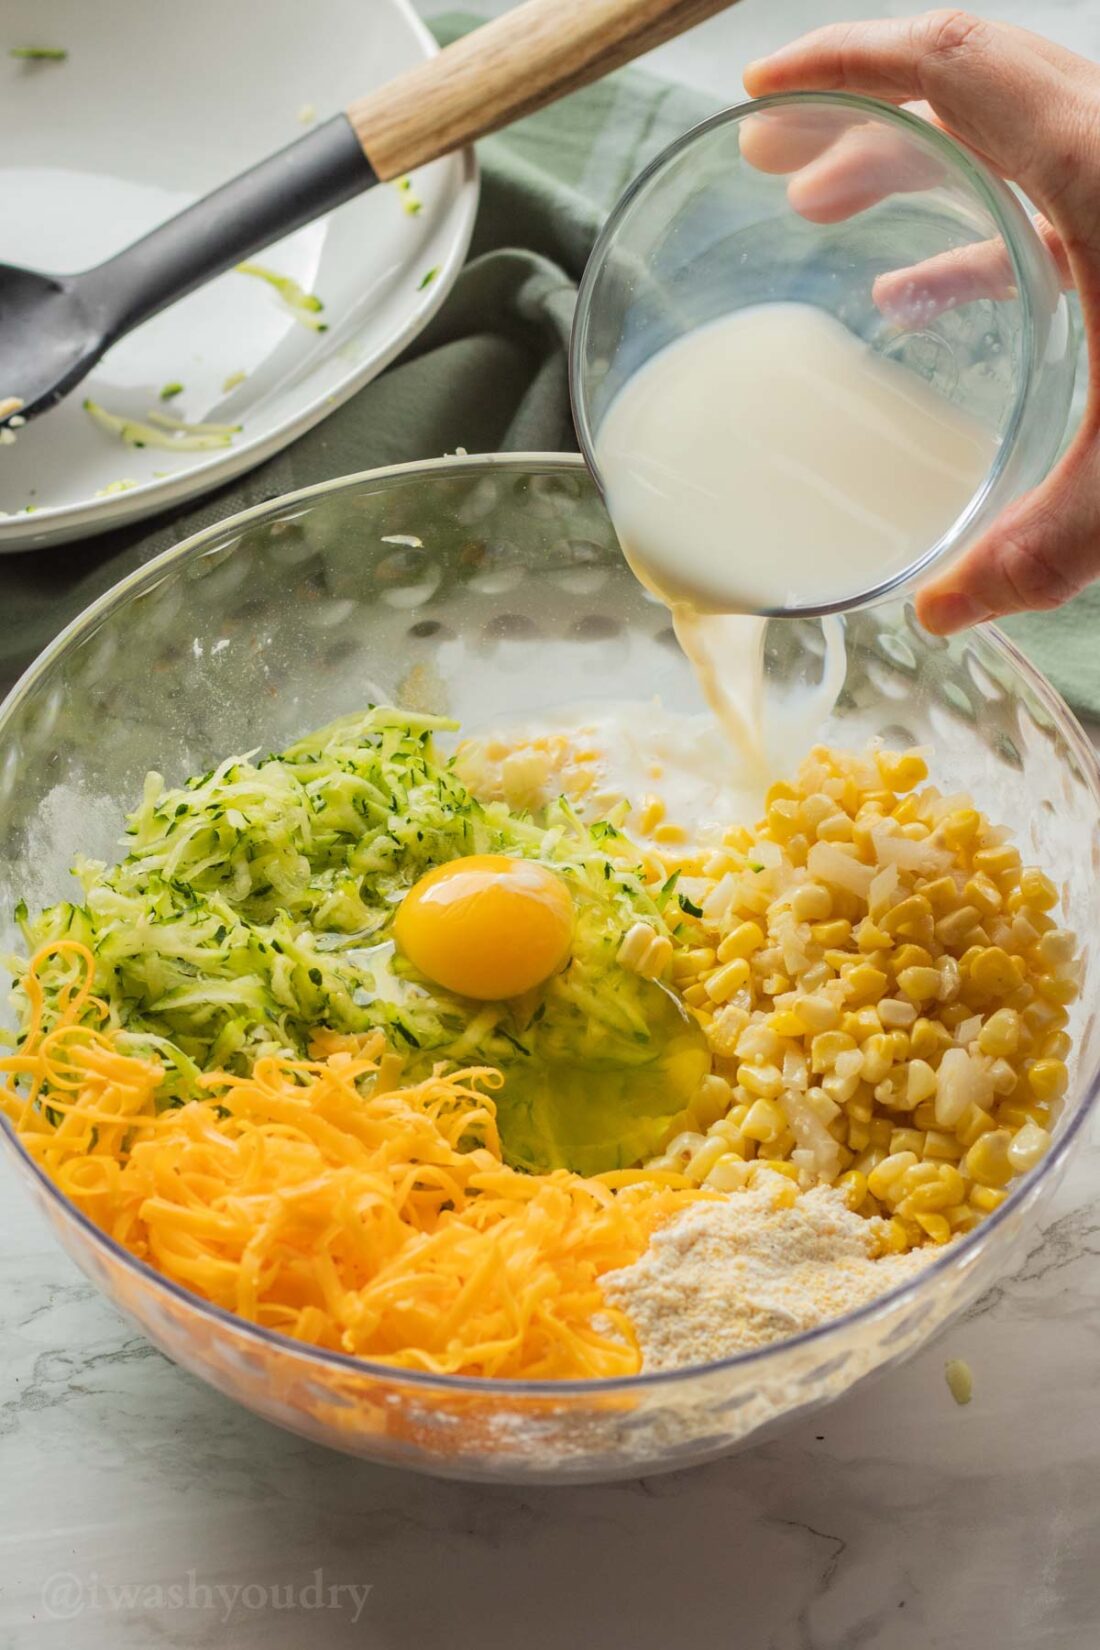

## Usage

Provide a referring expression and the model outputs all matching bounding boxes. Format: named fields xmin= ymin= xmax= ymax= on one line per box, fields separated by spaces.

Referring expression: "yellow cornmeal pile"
xmin=641 ymin=746 xmax=1078 ymax=1252
xmin=601 ymin=1168 xmax=933 ymax=1369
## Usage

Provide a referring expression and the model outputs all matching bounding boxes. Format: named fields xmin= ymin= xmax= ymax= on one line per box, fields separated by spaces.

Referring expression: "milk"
xmin=594 ymin=301 xmax=998 ymax=615
xmin=593 ymin=301 xmax=997 ymax=781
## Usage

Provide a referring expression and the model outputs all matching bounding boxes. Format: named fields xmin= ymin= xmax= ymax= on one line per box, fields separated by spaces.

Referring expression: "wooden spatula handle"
xmin=347 ymin=0 xmax=739 ymax=180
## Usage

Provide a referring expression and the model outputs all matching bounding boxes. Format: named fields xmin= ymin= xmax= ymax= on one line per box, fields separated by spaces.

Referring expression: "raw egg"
xmin=394 ymin=855 xmax=573 ymax=1000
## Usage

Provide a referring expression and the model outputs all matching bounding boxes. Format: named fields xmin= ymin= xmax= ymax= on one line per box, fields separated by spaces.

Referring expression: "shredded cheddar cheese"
xmin=1 ymin=944 xmax=705 ymax=1379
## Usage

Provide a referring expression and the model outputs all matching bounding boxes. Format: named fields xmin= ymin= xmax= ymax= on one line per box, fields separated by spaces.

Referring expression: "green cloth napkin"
xmin=2 ymin=12 xmax=1095 ymax=715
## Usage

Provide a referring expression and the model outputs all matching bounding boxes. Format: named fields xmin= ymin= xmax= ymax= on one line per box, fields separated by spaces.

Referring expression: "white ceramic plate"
xmin=0 ymin=0 xmax=478 ymax=550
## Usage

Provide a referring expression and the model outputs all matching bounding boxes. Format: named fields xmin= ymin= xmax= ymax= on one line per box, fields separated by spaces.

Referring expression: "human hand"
xmin=743 ymin=11 xmax=1100 ymax=635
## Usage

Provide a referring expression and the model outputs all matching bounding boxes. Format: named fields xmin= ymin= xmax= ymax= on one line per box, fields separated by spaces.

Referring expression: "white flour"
xmin=602 ymin=1172 xmax=933 ymax=1371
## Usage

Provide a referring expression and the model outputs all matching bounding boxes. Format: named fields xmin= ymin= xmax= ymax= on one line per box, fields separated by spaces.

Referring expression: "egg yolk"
xmin=394 ymin=855 xmax=574 ymax=1001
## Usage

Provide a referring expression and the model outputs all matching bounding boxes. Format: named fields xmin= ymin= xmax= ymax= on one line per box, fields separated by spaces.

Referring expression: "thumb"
xmin=916 ymin=432 xmax=1100 ymax=632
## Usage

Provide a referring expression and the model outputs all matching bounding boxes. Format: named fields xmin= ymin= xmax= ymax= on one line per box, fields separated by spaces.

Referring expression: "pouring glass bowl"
xmin=570 ymin=92 xmax=1076 ymax=618
xmin=1 ymin=454 xmax=1098 ymax=1483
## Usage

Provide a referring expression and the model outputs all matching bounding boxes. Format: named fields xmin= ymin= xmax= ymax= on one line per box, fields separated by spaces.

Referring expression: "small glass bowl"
xmin=570 ymin=93 xmax=1076 ymax=617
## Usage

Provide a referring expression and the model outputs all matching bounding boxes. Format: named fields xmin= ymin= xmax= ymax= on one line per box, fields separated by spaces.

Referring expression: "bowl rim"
xmin=569 ymin=90 xmax=1056 ymax=619
xmin=2 ymin=450 xmax=1098 ymax=1398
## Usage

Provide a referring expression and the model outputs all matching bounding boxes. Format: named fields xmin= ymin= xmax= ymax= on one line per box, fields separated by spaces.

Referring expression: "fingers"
xmin=916 ymin=432 xmax=1100 ymax=632
xmin=744 ymin=12 xmax=1087 ymax=212
xmin=873 ymin=239 xmax=1018 ymax=323
xmin=785 ymin=122 xmax=946 ymax=223
xmin=873 ymin=218 xmax=1071 ymax=323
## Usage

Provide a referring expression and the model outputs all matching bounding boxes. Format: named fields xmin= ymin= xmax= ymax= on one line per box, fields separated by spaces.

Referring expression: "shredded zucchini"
xmin=11 ymin=708 xmax=706 ymax=1172
xmin=83 ymin=400 xmax=241 ymax=451
xmin=235 ymin=262 xmax=327 ymax=331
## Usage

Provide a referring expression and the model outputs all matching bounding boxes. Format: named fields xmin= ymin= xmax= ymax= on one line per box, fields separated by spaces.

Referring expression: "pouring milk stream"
xmin=593 ymin=301 xmax=998 ymax=785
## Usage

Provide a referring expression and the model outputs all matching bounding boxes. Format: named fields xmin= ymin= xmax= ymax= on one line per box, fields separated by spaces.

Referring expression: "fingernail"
xmin=918 ymin=591 xmax=994 ymax=635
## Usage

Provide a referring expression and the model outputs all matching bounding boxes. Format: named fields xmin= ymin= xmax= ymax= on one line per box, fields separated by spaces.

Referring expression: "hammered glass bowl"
xmin=1 ymin=455 xmax=1098 ymax=1484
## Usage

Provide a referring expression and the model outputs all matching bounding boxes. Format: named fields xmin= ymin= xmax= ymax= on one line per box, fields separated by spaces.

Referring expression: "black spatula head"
xmin=0 ymin=265 xmax=102 ymax=421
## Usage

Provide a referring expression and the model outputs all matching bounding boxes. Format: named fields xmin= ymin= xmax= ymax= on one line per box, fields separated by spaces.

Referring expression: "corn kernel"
xmin=878 ymin=1217 xmax=912 ymax=1254
xmin=845 ymin=963 xmax=889 ymax=1004
xmin=963 ymin=872 xmax=1002 ymax=916
xmin=767 ymin=799 xmax=801 ymax=841
xmin=705 ymin=956 xmax=752 ymax=1003
xmin=717 ymin=920 xmax=765 ymax=963
xmin=896 ymin=965 xmax=942 ymax=1004
xmin=913 ymin=1022 xmax=948 ymax=1065
xmin=1027 ymin=1058 xmax=1068 ymax=1103
xmin=693 ymin=1073 xmax=734 ymax=1129
xmin=988 ymin=1058 xmax=1019 ymax=1097
xmin=857 ymin=1034 xmax=893 ymax=1086
xmin=957 ymin=1104 xmax=997 ymax=1149
xmin=877 ymin=749 xmax=928 ymax=792
xmin=1037 ymin=1029 xmax=1072 ymax=1061
xmin=867 ymin=1151 xmax=919 ymax=1202
xmin=964 ymin=1128 xmax=1014 ymax=1188
xmin=977 ymin=1007 xmax=1020 ymax=1058
xmin=704 ymin=1156 xmax=752 ymax=1192
xmin=969 ymin=1184 xmax=1007 ymax=1214
xmin=685 ymin=1135 xmax=730 ymax=1182
xmin=1022 ymin=999 xmax=1069 ymax=1034
xmin=789 ymin=883 xmax=832 ymax=923
xmin=1019 ymin=867 xmax=1059 ymax=910
xmin=912 ymin=1100 xmax=938 ymax=1131
xmin=1036 ymin=928 xmax=1076 ymax=968
xmin=893 ymin=943 xmax=933 ymax=971
xmin=637 ymin=794 xmax=666 ymax=834
xmin=941 ymin=808 xmax=981 ymax=849
xmin=914 ymin=1211 xmax=952 ymax=1244
xmin=671 ymin=946 xmax=717 ymax=982
xmin=923 ymin=875 xmax=961 ymax=913
xmin=742 ymin=1097 xmax=786 ymax=1143
xmin=936 ymin=906 xmax=983 ymax=949
xmin=836 ymin=1169 xmax=868 ymax=1211
xmin=842 ymin=1006 xmax=883 ymax=1042
xmin=789 ymin=993 xmax=840 ymax=1034
xmin=1007 ymin=1120 xmax=1052 ymax=1173
xmin=855 ymin=920 xmax=891 ymax=953
xmin=923 ymin=1129 xmax=963 ymax=1160
xmin=811 ymin=1031 xmax=856 ymax=1073
xmin=889 ymin=1127 xmax=926 ymax=1157
xmin=882 ymin=895 xmax=934 ymax=939
xmin=760 ymin=1158 xmax=801 ymax=1183
xmin=1037 ymin=972 xmax=1078 ymax=1006
xmin=972 ymin=844 xmax=1021 ymax=879
xmin=878 ymin=997 xmax=918 ymax=1029
xmin=969 ymin=946 xmax=1023 ymax=996
xmin=869 ymin=1116 xmax=894 ymax=1148
xmin=740 ymin=1063 xmax=784 ymax=1100
xmin=809 ymin=918 xmax=851 ymax=948
xmin=904 ymin=1058 xmax=937 ymax=1105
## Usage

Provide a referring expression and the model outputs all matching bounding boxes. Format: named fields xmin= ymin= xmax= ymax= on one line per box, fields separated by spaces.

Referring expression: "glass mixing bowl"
xmin=571 ymin=93 xmax=1076 ymax=616
xmin=1 ymin=455 xmax=1098 ymax=1484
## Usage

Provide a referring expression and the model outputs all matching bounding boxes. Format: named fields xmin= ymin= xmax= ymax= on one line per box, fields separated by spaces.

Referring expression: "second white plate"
xmin=0 ymin=0 xmax=478 ymax=551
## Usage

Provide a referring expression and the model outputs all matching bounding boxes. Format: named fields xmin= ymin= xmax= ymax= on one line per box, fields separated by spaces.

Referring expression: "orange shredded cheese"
xmin=2 ymin=944 xmax=706 ymax=1379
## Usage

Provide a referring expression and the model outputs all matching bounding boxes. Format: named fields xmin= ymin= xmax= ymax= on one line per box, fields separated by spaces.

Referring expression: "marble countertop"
xmin=4 ymin=2 xmax=1100 ymax=1646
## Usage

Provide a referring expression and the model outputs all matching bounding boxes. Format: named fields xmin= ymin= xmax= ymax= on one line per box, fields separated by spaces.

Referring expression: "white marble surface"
xmin=5 ymin=2 xmax=1100 ymax=1645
